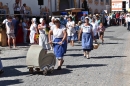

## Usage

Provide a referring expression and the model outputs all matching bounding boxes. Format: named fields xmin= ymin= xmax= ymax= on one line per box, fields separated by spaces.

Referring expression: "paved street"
xmin=0 ymin=26 xmax=130 ymax=86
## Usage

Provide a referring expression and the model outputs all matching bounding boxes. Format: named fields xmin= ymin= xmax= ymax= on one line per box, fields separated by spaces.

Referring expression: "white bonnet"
xmin=55 ymin=18 xmax=60 ymax=21
xmin=39 ymin=18 xmax=44 ymax=23
xmin=32 ymin=18 xmax=36 ymax=22
xmin=51 ymin=17 xmax=55 ymax=20
xmin=85 ymin=17 xmax=89 ymax=19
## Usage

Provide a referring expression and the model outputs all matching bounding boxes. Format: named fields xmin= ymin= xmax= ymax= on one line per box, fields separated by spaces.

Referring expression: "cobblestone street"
xmin=0 ymin=26 xmax=130 ymax=86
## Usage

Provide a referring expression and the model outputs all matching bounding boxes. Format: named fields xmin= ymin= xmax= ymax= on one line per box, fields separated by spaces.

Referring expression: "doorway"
xmin=59 ymin=0 xmax=70 ymax=10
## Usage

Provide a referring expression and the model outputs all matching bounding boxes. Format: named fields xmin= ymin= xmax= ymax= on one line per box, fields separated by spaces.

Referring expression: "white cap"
xmin=51 ymin=17 xmax=55 ymax=20
xmin=55 ymin=18 xmax=60 ymax=21
xmin=85 ymin=17 xmax=89 ymax=19
xmin=39 ymin=18 xmax=44 ymax=23
xmin=32 ymin=18 xmax=36 ymax=22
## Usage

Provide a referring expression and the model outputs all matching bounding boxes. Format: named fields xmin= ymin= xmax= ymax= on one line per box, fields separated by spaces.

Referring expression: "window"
xmin=101 ymin=0 xmax=103 ymax=2
xmin=106 ymin=0 xmax=109 ymax=4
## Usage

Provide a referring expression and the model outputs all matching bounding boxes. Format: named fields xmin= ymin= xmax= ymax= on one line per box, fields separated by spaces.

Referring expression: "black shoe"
xmin=0 ymin=70 xmax=4 ymax=75
xmin=57 ymin=66 xmax=61 ymax=70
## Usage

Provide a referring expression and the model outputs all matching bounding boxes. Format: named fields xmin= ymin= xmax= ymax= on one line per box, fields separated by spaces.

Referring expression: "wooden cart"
xmin=0 ymin=28 xmax=7 ymax=47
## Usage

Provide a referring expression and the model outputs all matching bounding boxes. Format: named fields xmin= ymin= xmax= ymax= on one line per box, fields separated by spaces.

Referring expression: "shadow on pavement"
xmin=110 ymin=38 xmax=125 ymax=40
xmin=67 ymin=49 xmax=82 ymax=51
xmin=91 ymin=56 xmax=127 ymax=59
xmin=105 ymin=31 xmax=115 ymax=32
xmin=1 ymin=65 xmax=28 ymax=77
xmin=51 ymin=68 xmax=73 ymax=76
xmin=66 ymin=64 xmax=107 ymax=69
xmin=104 ymin=36 xmax=114 ymax=38
xmin=0 ymin=79 xmax=23 ymax=86
xmin=103 ymin=43 xmax=123 ymax=44
xmin=64 ymin=54 xmax=83 ymax=57
xmin=74 ymin=45 xmax=82 ymax=46
xmin=17 ymin=43 xmax=30 ymax=46
xmin=1 ymin=56 xmax=26 ymax=60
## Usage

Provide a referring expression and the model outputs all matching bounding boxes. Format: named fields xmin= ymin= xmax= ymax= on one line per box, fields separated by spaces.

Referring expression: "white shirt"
xmin=6 ymin=21 xmax=14 ymax=34
xmin=2 ymin=19 xmax=8 ymax=24
xmin=30 ymin=24 xmax=37 ymax=33
xmin=39 ymin=24 xmax=46 ymax=34
xmin=52 ymin=25 xmax=66 ymax=38
xmin=22 ymin=22 xmax=27 ymax=31
xmin=49 ymin=22 xmax=55 ymax=30
xmin=13 ymin=3 xmax=20 ymax=11
xmin=91 ymin=22 xmax=98 ymax=36
xmin=81 ymin=24 xmax=92 ymax=33
xmin=66 ymin=21 xmax=75 ymax=36
xmin=126 ymin=17 xmax=130 ymax=22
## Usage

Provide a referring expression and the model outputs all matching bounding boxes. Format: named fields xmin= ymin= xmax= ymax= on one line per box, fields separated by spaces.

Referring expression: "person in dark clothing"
xmin=82 ymin=0 xmax=88 ymax=11
xmin=13 ymin=0 xmax=21 ymax=19
xmin=12 ymin=16 xmax=19 ymax=37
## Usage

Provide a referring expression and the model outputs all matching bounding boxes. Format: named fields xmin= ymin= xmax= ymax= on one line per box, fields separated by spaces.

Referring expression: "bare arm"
xmin=62 ymin=30 xmax=67 ymax=42
xmin=78 ymin=29 xmax=82 ymax=41
xmin=48 ymin=30 xmax=53 ymax=43
xmin=34 ymin=26 xmax=38 ymax=34
xmin=38 ymin=24 xmax=46 ymax=30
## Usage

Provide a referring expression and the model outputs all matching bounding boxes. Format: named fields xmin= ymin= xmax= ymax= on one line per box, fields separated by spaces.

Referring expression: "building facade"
xmin=0 ymin=0 xmax=111 ymax=15
xmin=111 ymin=0 xmax=129 ymax=12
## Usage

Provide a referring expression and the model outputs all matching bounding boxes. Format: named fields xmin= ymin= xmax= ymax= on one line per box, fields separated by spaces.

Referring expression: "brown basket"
xmin=93 ymin=43 xmax=99 ymax=49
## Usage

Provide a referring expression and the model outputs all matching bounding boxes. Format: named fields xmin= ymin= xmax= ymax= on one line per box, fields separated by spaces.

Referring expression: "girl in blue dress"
xmin=48 ymin=18 xmax=67 ymax=70
xmin=79 ymin=17 xmax=94 ymax=59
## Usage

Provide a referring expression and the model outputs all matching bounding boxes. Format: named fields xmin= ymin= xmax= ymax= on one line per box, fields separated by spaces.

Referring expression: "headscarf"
xmin=32 ymin=18 xmax=36 ymax=23
xmin=39 ymin=18 xmax=44 ymax=23
xmin=51 ymin=17 xmax=55 ymax=20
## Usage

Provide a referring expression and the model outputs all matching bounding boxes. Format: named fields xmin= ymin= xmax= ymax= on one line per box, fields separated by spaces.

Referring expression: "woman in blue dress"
xmin=79 ymin=17 xmax=94 ymax=59
xmin=48 ymin=18 xmax=67 ymax=70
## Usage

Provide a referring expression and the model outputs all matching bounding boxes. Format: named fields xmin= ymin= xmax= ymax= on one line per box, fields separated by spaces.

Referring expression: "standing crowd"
xmin=0 ymin=11 xmax=130 ymax=74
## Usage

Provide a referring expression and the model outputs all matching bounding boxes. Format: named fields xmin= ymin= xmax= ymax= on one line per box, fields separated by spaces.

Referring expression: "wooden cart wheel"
xmin=50 ymin=67 xmax=54 ymax=74
xmin=29 ymin=68 xmax=33 ymax=73
xmin=43 ymin=70 xmax=47 ymax=76
xmin=35 ymin=68 xmax=40 ymax=72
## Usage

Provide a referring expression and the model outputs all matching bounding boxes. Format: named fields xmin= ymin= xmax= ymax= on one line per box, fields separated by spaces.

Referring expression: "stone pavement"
xmin=0 ymin=26 xmax=130 ymax=86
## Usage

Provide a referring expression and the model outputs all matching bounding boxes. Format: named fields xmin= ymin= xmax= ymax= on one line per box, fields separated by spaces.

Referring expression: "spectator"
xmin=116 ymin=12 xmax=120 ymax=25
xmin=22 ymin=18 xmax=28 ymax=43
xmin=6 ymin=16 xmax=16 ymax=48
xmin=13 ymin=0 xmax=21 ymax=19
xmin=12 ymin=16 xmax=19 ymax=37
xmin=81 ymin=13 xmax=87 ymax=23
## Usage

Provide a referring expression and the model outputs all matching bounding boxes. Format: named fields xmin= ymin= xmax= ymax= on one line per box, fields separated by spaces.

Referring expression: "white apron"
xmin=39 ymin=24 xmax=50 ymax=49
xmin=29 ymin=24 xmax=37 ymax=43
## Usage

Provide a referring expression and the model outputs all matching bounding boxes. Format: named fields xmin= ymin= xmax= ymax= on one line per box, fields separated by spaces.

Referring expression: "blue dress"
xmin=52 ymin=25 xmax=66 ymax=59
xmin=81 ymin=24 xmax=93 ymax=51
xmin=53 ymin=38 xmax=65 ymax=59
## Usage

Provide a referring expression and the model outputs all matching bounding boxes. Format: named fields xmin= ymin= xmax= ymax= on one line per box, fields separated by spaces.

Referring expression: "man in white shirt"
xmin=126 ymin=14 xmax=130 ymax=31
xmin=2 ymin=15 xmax=9 ymax=24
